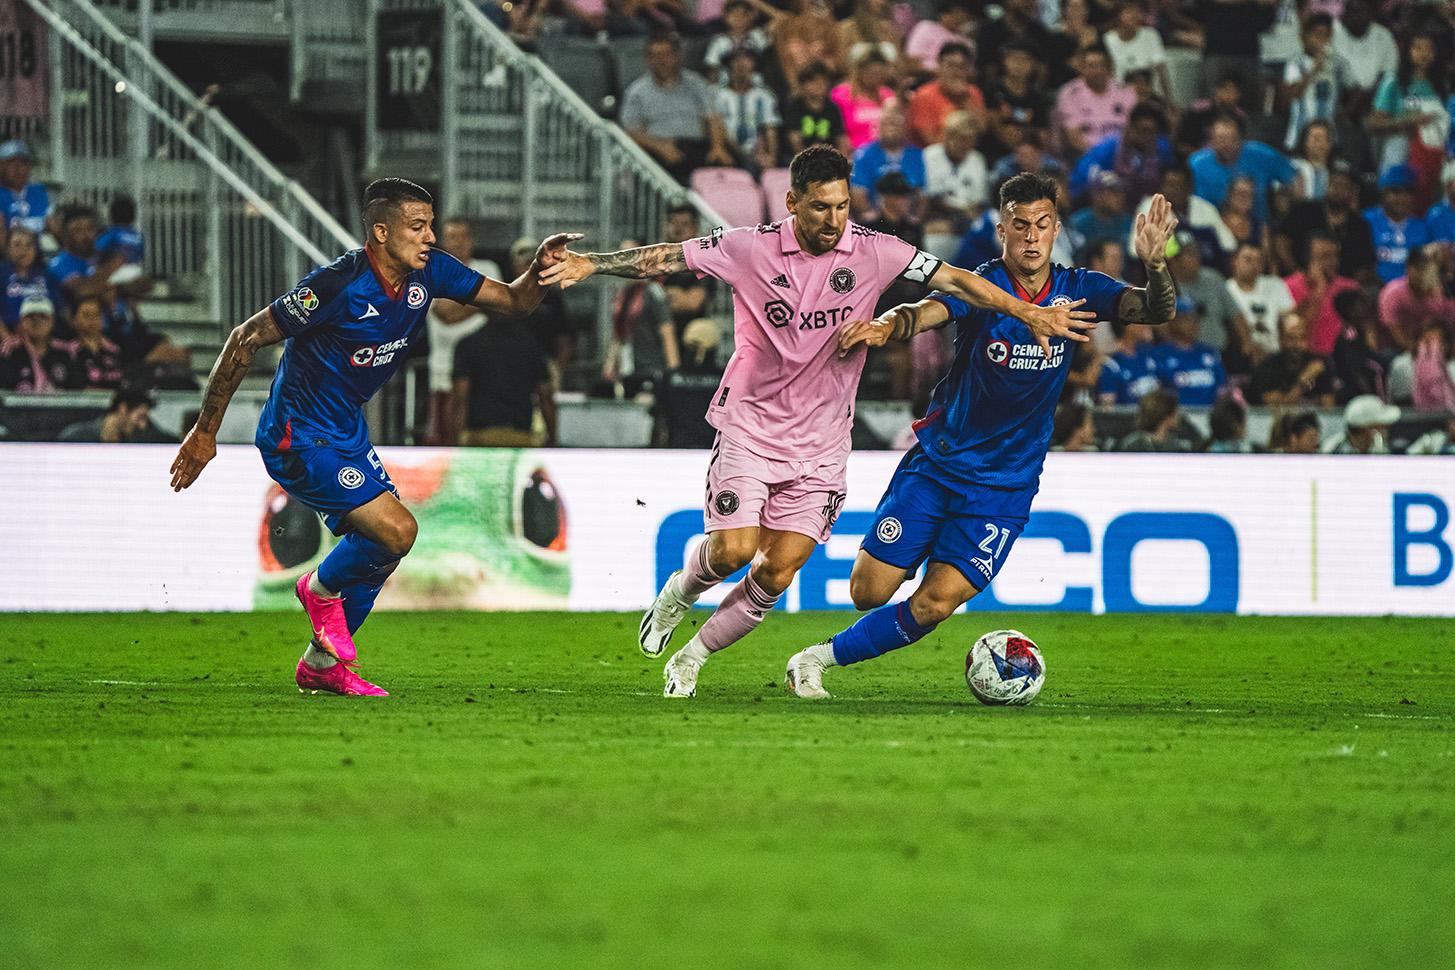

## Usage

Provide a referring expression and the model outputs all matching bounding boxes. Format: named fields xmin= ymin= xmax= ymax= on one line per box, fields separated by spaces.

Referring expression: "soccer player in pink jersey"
xmin=541 ymin=146 xmax=1093 ymax=697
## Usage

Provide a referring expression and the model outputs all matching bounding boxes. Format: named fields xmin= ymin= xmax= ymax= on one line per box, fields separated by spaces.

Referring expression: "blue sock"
xmin=316 ymin=532 xmax=401 ymax=595
xmin=341 ymin=562 xmax=399 ymax=634
xmin=831 ymin=601 xmax=938 ymax=666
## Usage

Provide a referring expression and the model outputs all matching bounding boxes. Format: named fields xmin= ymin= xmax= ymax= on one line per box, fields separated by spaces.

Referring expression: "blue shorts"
xmin=259 ymin=441 xmax=398 ymax=535
xmin=859 ymin=447 xmax=1034 ymax=591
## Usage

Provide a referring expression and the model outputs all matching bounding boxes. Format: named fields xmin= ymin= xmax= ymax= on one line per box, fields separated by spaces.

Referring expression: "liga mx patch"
xmin=714 ymin=490 xmax=740 ymax=516
xmin=337 ymin=466 xmax=366 ymax=489
xmin=298 ymin=287 xmax=319 ymax=312
xmin=876 ymin=517 xmax=902 ymax=543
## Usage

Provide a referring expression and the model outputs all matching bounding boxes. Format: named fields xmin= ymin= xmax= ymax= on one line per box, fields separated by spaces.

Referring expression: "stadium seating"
xmin=690 ymin=167 xmax=765 ymax=228
xmin=607 ymin=37 xmax=651 ymax=96
xmin=761 ymin=167 xmax=791 ymax=222
xmin=539 ymin=37 xmax=616 ymax=117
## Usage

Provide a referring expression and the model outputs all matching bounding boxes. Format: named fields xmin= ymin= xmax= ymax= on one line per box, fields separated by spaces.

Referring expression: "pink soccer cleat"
xmin=295 ymin=656 xmax=389 ymax=696
xmin=295 ymin=571 xmax=356 ymax=662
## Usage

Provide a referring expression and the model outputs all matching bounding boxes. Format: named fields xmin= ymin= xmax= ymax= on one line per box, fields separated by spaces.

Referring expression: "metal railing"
xmin=23 ymin=0 xmax=360 ymax=332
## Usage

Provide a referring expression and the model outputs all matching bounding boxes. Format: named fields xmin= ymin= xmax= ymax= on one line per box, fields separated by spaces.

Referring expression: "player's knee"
xmin=708 ymin=533 xmax=755 ymax=575
xmin=907 ymin=589 xmax=960 ymax=627
xmin=748 ymin=561 xmax=796 ymax=596
xmin=376 ymin=514 xmax=418 ymax=559
xmin=848 ymin=574 xmax=892 ymax=611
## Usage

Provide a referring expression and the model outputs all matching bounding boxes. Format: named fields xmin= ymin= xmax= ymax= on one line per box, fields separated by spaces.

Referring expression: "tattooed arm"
xmin=835 ymin=298 xmax=953 ymax=358
xmin=537 ymin=243 xmax=688 ymax=289
xmin=1120 ymin=193 xmax=1180 ymax=326
xmin=169 ymin=307 xmax=285 ymax=490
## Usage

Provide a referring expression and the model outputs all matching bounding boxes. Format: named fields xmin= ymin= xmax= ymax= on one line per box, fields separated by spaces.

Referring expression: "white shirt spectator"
xmin=1331 ymin=19 xmax=1398 ymax=92
xmin=715 ymin=80 xmax=780 ymax=156
xmin=1284 ymin=51 xmax=1346 ymax=149
xmin=922 ymin=141 xmax=989 ymax=212
xmin=1104 ymin=27 xmax=1167 ymax=83
xmin=1226 ymin=274 xmax=1295 ymax=356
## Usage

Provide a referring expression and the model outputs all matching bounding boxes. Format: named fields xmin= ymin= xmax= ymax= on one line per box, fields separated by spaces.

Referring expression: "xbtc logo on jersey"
xmin=351 ymin=335 xmax=411 ymax=368
xmin=406 ymin=283 xmax=427 ymax=308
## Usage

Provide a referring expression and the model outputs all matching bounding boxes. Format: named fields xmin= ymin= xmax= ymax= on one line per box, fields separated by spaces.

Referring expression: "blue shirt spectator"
xmin=1 ymin=226 xmax=61 ymax=332
xmin=0 ymin=140 xmax=52 ymax=236
xmin=1363 ymin=165 xmax=1429 ymax=284
xmin=98 ymin=196 xmax=146 ymax=265
xmin=1148 ymin=300 xmax=1228 ymax=406
xmin=850 ymin=104 xmax=925 ymax=215
xmin=1188 ymin=116 xmax=1295 ymax=223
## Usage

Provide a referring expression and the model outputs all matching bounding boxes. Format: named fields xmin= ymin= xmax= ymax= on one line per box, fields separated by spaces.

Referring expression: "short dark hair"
xmin=1134 ymin=387 xmax=1180 ymax=432
xmin=1129 ymin=101 xmax=1167 ymax=133
xmin=1209 ymin=396 xmax=1246 ymax=442
xmin=108 ymin=382 xmax=156 ymax=414
xmin=1303 ymin=11 xmax=1333 ymax=32
xmin=60 ymin=204 xmax=99 ymax=230
xmin=109 ymin=195 xmax=137 ymax=225
xmin=937 ymin=41 xmax=973 ymax=63
xmin=999 ymin=172 xmax=1059 ymax=210
xmin=797 ymin=60 xmax=833 ymax=86
xmin=789 ymin=145 xmax=851 ymax=195
xmin=1051 ymin=402 xmax=1091 ymax=447
xmin=363 ymin=178 xmax=433 ymax=235
xmin=1211 ymin=110 xmax=1247 ymax=137
xmin=1286 ymin=409 xmax=1321 ymax=440
xmin=1333 ymin=288 xmax=1364 ymax=321
xmin=667 ymin=202 xmax=699 ymax=223
xmin=1081 ymin=42 xmax=1110 ymax=62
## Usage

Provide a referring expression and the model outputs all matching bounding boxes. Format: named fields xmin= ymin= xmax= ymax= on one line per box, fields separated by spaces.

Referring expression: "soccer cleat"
xmin=295 ymin=571 xmax=357 ymax=662
xmin=662 ymin=648 xmax=701 ymax=698
xmin=639 ymin=569 xmax=691 ymax=658
xmin=295 ymin=656 xmax=389 ymax=696
xmin=785 ymin=642 xmax=832 ymax=699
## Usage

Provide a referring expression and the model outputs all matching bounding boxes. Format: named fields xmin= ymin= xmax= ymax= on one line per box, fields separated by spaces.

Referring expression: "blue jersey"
xmin=1425 ymin=200 xmax=1455 ymax=244
xmin=97 ymin=225 xmax=145 ymax=265
xmin=0 ymin=183 xmax=51 ymax=235
xmin=916 ymin=260 xmax=1128 ymax=489
xmin=2 ymin=265 xmax=61 ymax=329
xmin=257 ymin=247 xmax=483 ymax=454
xmin=1148 ymin=341 xmax=1226 ymax=406
xmin=1363 ymin=206 xmax=1429 ymax=284
xmin=1096 ymin=347 xmax=1160 ymax=404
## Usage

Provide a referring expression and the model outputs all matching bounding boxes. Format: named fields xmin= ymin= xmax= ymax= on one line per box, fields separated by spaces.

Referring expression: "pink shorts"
xmin=703 ymin=432 xmax=849 ymax=543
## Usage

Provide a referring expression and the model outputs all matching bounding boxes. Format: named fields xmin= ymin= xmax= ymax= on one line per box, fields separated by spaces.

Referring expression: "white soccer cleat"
xmin=640 ymin=569 xmax=692 ymax=659
xmin=785 ymin=643 xmax=832 ymax=700
xmin=662 ymin=648 xmax=701 ymax=698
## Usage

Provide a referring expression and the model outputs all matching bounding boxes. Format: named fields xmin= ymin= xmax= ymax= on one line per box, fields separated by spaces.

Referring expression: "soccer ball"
xmin=965 ymin=629 xmax=1045 ymax=706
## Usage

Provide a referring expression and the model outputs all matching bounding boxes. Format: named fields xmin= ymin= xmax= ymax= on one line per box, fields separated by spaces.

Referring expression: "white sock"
xmin=678 ymin=636 xmax=710 ymax=666
xmin=302 ymin=641 xmax=338 ymax=670
xmin=808 ymin=639 xmax=839 ymax=667
xmin=308 ymin=573 xmax=341 ymax=599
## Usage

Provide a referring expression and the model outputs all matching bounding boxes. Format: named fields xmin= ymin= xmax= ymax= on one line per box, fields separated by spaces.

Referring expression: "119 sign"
xmin=376 ymin=10 xmax=442 ymax=132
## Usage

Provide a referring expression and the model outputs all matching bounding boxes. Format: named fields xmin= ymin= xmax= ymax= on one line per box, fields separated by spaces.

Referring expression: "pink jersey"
xmin=683 ymin=218 xmax=939 ymax=461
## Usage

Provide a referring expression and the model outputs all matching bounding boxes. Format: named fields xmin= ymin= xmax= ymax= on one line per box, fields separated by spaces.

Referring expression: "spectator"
xmin=66 ymin=295 xmax=124 ymax=390
xmin=1320 ymin=393 xmax=1397 ymax=453
xmin=1412 ymin=325 xmax=1455 ymax=413
xmin=504 ymin=237 xmax=575 ymax=391
xmin=97 ymin=196 xmax=145 ymax=267
xmin=1288 ymin=119 xmax=1336 ymax=202
xmin=1050 ymin=400 xmax=1098 ymax=451
xmin=838 ymin=0 xmax=902 ymax=69
xmin=832 ymin=48 xmax=897 ymax=150
xmin=1074 ymin=103 xmax=1172 ymax=208
xmin=1249 ymin=311 xmax=1336 ymax=407
xmin=772 ymin=0 xmax=846 ymax=92
xmin=1052 ymin=44 xmax=1136 ymax=161
xmin=976 ymin=0 xmax=1052 ymax=90
xmin=1096 ymin=319 xmax=1160 ymax=404
xmin=1149 ymin=297 xmax=1228 ymax=406
xmin=864 ymin=171 xmax=922 ymax=246
xmin=1268 ymin=408 xmax=1322 ymax=453
xmin=659 ymin=204 xmax=716 ymax=340
xmin=783 ymin=61 xmax=852 ymax=158
xmin=1331 ymin=0 xmax=1398 ymax=122
xmin=452 ymin=298 xmax=558 ymax=448
xmin=48 ymin=204 xmax=115 ymax=308
xmin=984 ymin=44 xmax=1051 ymax=161
xmin=1198 ymin=0 xmax=1276 ymax=111
xmin=1068 ymin=170 xmax=1133 ymax=257
xmin=1363 ymin=165 xmax=1430 ymax=285
xmin=602 ymin=239 xmax=678 ymax=397
xmin=904 ymin=0 xmax=975 ymax=76
xmin=1225 ymin=241 xmax=1294 ymax=366
xmin=907 ymin=42 xmax=985 ymax=149
xmin=653 ymin=317 xmax=725 ymax=447
xmin=0 ymin=296 xmax=75 ymax=393
xmin=0 ymin=140 xmax=52 ymax=237
xmin=849 ymin=102 xmax=925 ymax=219
xmin=1219 ymin=175 xmax=1265 ymax=253
xmin=702 ymin=0 xmax=770 ymax=85
xmin=1175 ymin=69 xmax=1245 ymax=159
xmin=1117 ymin=387 xmax=1193 ymax=452
xmin=1206 ymin=396 xmax=1254 ymax=453
xmin=421 ymin=216 xmax=500 ymax=446
xmin=619 ymin=33 xmax=733 ymax=184
xmin=1 ymin=226 xmax=62 ymax=333
xmin=1377 ymin=244 xmax=1455 ymax=355
xmin=716 ymin=47 xmax=781 ymax=173
xmin=1272 ymin=159 xmax=1376 ymax=285
xmin=1103 ymin=0 xmax=1172 ymax=105
xmin=1189 ymin=114 xmax=1296 ymax=226
xmin=922 ymin=110 xmax=990 ymax=257
xmin=1047 ymin=0 xmax=1103 ymax=73
xmin=1167 ymin=228 xmax=1245 ymax=357
xmin=1368 ymin=34 xmax=1447 ymax=202
xmin=1284 ymin=232 xmax=1358 ymax=357
xmin=56 ymin=383 xmax=164 ymax=443
xmin=1330 ymin=288 xmax=1386 ymax=403
xmin=1279 ymin=12 xmax=1345 ymax=152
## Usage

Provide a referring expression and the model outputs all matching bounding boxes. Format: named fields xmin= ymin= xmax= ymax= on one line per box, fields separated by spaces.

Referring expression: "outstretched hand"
xmin=538 ymin=248 xmax=595 ymax=289
xmin=169 ymin=427 xmax=216 ymax=492
xmin=1023 ymin=298 xmax=1098 ymax=360
xmin=535 ymin=232 xmax=583 ymax=270
xmin=1134 ymin=193 xmax=1179 ymax=269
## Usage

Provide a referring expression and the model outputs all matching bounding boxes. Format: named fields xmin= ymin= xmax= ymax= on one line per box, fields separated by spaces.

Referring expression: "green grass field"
xmin=3 ymin=611 xmax=1452 ymax=969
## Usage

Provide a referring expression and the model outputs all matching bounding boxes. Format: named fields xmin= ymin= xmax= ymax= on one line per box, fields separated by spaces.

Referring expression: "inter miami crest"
xmin=714 ymin=490 xmax=740 ymax=516
xmin=829 ymin=268 xmax=856 ymax=294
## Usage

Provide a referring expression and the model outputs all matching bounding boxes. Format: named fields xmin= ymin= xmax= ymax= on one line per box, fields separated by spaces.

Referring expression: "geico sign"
xmin=656 ymin=509 xmax=1241 ymax=613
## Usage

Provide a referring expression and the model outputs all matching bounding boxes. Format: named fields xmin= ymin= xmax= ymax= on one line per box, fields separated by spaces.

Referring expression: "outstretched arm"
xmin=467 ymin=232 xmax=582 ymax=317
xmin=926 ymin=261 xmax=1096 ymax=359
xmin=836 ymin=298 xmax=952 ymax=358
xmin=169 ymin=307 xmax=285 ymax=490
xmin=1119 ymin=193 xmax=1179 ymax=325
xmin=538 ymin=242 xmax=689 ymax=289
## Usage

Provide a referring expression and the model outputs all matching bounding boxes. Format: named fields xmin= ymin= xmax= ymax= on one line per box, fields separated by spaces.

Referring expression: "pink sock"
xmin=679 ymin=537 xmax=728 ymax=600
xmin=696 ymin=572 xmax=780 ymax=654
